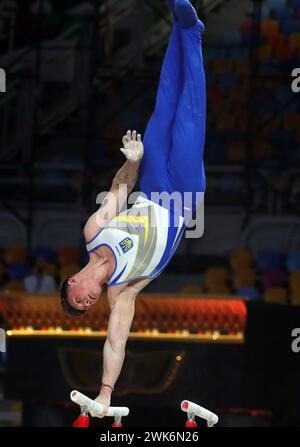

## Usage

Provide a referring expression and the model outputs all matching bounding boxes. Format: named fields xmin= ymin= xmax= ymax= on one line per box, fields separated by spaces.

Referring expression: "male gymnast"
xmin=60 ymin=0 xmax=206 ymax=417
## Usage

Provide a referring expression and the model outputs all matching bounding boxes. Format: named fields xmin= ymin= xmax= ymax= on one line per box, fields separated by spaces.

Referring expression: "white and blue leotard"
xmin=86 ymin=195 xmax=185 ymax=286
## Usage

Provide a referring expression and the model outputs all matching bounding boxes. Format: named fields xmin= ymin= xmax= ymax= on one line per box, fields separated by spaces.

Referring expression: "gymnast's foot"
xmin=167 ymin=0 xmax=204 ymax=32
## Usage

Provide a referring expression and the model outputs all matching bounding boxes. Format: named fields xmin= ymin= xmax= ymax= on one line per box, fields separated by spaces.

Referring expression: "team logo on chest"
xmin=119 ymin=237 xmax=133 ymax=253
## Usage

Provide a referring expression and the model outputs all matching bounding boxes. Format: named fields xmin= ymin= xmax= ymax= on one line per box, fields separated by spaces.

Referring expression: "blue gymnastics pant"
xmin=139 ymin=19 xmax=206 ymax=218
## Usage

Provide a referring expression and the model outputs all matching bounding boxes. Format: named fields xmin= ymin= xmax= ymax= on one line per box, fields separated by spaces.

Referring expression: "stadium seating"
xmin=180 ymin=284 xmax=203 ymax=294
xmin=263 ymin=287 xmax=288 ymax=303
xmin=203 ymin=0 xmax=300 ymax=174
xmin=4 ymin=245 xmax=26 ymax=264
xmin=262 ymin=268 xmax=284 ymax=288
xmin=57 ymin=246 xmax=80 ymax=267
xmin=236 ymin=287 xmax=260 ymax=300
xmin=233 ymin=268 xmax=256 ymax=289
xmin=7 ymin=263 xmax=31 ymax=281
xmin=0 ymin=244 xmax=299 ymax=305
xmin=256 ymin=251 xmax=282 ymax=270
xmin=4 ymin=281 xmax=25 ymax=292
xmin=286 ymin=252 xmax=300 ymax=271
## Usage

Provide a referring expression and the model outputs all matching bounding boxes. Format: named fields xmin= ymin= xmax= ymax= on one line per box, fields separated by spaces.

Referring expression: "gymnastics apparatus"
xmin=71 ymin=391 xmax=218 ymax=428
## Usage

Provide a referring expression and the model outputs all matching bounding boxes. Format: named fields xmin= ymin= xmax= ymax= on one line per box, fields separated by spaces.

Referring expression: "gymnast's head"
xmin=60 ymin=256 xmax=109 ymax=316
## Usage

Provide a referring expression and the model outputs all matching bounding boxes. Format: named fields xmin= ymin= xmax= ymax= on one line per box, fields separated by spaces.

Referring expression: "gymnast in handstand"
xmin=60 ymin=0 xmax=206 ymax=416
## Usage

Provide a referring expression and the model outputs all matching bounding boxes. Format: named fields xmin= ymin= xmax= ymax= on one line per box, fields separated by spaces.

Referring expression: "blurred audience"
xmin=0 ymin=242 xmax=298 ymax=305
xmin=24 ymin=257 xmax=57 ymax=294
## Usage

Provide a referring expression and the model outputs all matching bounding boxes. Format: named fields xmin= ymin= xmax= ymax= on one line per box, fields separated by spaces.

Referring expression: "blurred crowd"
xmin=0 ymin=244 xmax=87 ymax=294
xmin=1 ymin=244 xmax=300 ymax=306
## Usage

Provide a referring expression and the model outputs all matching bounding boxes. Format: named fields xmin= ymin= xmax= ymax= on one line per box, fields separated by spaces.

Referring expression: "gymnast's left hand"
xmin=120 ymin=129 xmax=144 ymax=162
xmin=89 ymin=392 xmax=111 ymax=418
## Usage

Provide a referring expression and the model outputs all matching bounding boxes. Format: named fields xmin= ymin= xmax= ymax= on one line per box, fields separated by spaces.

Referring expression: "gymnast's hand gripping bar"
xmin=181 ymin=400 xmax=219 ymax=427
xmin=70 ymin=390 xmax=130 ymax=418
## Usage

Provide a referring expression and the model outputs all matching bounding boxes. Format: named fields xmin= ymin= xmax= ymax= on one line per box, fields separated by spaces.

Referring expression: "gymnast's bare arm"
xmin=83 ymin=130 xmax=144 ymax=242
xmin=83 ymin=131 xmax=146 ymax=418
xmin=89 ymin=277 xmax=152 ymax=418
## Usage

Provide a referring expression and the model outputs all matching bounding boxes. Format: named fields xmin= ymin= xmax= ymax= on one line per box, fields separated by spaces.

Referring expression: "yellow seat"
xmin=58 ymin=246 xmax=79 ymax=267
xmin=290 ymin=270 xmax=300 ymax=280
xmin=4 ymin=245 xmax=26 ymax=264
xmin=44 ymin=262 xmax=56 ymax=277
xmin=217 ymin=114 xmax=236 ymax=131
xmin=5 ymin=281 xmax=25 ymax=292
xmin=263 ymin=287 xmax=287 ymax=304
xmin=283 ymin=114 xmax=300 ymax=131
xmin=267 ymin=32 xmax=286 ymax=49
xmin=254 ymin=140 xmax=272 ymax=160
xmin=275 ymin=43 xmax=293 ymax=61
xmin=233 ymin=268 xmax=256 ymax=289
xmin=258 ymin=45 xmax=273 ymax=62
xmin=261 ymin=20 xmax=279 ymax=37
xmin=204 ymin=267 xmax=229 ymax=289
xmin=213 ymin=58 xmax=233 ymax=75
xmin=180 ymin=284 xmax=202 ymax=294
xmin=236 ymin=59 xmax=251 ymax=76
xmin=291 ymin=293 xmax=300 ymax=306
xmin=269 ymin=175 xmax=288 ymax=192
xmin=289 ymin=33 xmax=300 ymax=51
xmin=206 ymin=284 xmax=232 ymax=294
xmin=290 ymin=271 xmax=300 ymax=291
xmin=228 ymin=143 xmax=246 ymax=163
xmin=230 ymin=249 xmax=253 ymax=271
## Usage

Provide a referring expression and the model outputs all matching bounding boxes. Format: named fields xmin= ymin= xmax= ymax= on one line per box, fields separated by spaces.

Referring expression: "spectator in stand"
xmin=24 ymin=257 xmax=57 ymax=294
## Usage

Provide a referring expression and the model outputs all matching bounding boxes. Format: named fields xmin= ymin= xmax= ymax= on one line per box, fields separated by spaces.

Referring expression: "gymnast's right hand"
xmin=89 ymin=392 xmax=111 ymax=418
xmin=120 ymin=129 xmax=144 ymax=162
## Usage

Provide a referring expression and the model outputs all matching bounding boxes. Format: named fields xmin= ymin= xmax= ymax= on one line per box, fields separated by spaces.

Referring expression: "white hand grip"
xmin=181 ymin=400 xmax=218 ymax=426
xmin=70 ymin=390 xmax=129 ymax=417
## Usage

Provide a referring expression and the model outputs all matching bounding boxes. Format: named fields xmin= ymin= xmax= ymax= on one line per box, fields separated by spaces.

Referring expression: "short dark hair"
xmin=60 ymin=276 xmax=86 ymax=317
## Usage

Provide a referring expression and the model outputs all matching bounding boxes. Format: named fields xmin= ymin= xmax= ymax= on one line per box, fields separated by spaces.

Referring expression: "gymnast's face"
xmin=67 ymin=277 xmax=102 ymax=311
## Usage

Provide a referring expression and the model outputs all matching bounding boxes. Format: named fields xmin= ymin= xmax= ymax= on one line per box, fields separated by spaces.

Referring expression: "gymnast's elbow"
xmin=111 ymin=174 xmax=135 ymax=197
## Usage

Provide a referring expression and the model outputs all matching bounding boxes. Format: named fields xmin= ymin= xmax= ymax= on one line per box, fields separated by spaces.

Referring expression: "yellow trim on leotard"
xmin=114 ymin=215 xmax=149 ymax=245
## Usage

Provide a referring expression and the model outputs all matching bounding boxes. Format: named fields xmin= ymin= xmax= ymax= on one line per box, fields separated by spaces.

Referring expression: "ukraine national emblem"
xmin=119 ymin=237 xmax=133 ymax=253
